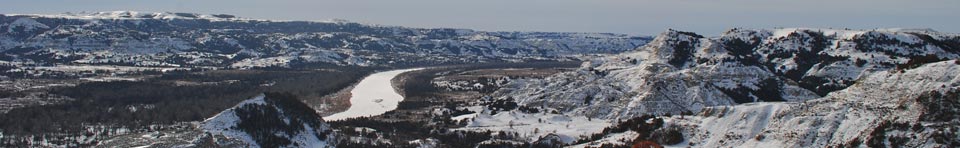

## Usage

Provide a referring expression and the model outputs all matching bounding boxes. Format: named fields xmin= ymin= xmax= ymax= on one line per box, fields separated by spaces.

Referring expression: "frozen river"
xmin=324 ymin=68 xmax=424 ymax=121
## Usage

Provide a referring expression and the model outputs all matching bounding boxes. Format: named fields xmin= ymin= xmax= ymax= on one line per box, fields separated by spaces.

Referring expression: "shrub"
xmin=649 ymin=125 xmax=684 ymax=145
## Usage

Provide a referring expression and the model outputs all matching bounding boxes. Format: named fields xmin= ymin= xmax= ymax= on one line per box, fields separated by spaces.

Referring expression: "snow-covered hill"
xmin=14 ymin=11 xmax=245 ymax=21
xmin=669 ymin=60 xmax=960 ymax=147
xmin=0 ymin=11 xmax=649 ymax=76
xmin=201 ymin=93 xmax=335 ymax=147
xmin=489 ymin=28 xmax=960 ymax=120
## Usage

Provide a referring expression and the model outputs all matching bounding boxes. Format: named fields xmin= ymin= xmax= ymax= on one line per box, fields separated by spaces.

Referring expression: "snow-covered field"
xmin=456 ymin=110 xmax=611 ymax=144
xmin=324 ymin=68 xmax=424 ymax=121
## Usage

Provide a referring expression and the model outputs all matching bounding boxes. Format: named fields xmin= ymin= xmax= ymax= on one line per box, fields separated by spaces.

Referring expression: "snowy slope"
xmin=202 ymin=93 xmax=336 ymax=147
xmin=668 ymin=60 xmax=960 ymax=148
xmin=202 ymin=95 xmax=268 ymax=147
xmin=4 ymin=17 xmax=49 ymax=33
xmin=490 ymin=28 xmax=960 ymax=120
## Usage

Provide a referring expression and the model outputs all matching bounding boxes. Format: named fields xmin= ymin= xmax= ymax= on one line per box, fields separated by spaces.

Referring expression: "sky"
xmin=2 ymin=0 xmax=958 ymax=36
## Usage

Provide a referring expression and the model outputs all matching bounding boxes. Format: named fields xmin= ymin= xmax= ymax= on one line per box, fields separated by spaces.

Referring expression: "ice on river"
xmin=324 ymin=68 xmax=424 ymax=121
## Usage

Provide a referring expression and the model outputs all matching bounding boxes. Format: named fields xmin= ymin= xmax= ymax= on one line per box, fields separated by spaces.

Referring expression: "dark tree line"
xmin=574 ymin=115 xmax=683 ymax=147
xmin=0 ymin=67 xmax=370 ymax=146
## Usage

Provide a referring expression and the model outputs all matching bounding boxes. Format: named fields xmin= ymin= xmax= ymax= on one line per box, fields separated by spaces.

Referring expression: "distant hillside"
xmin=0 ymin=11 xmax=649 ymax=78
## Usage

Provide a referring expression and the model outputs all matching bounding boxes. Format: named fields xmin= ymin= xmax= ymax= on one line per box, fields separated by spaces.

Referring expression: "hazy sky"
xmin=2 ymin=0 xmax=958 ymax=35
